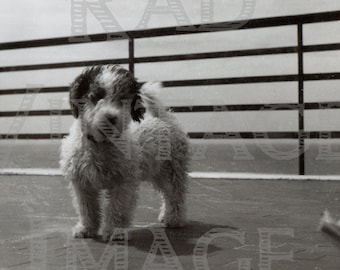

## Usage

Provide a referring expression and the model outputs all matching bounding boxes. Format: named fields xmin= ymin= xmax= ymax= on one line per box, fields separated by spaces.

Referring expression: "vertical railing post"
xmin=128 ymin=37 xmax=135 ymax=76
xmin=297 ymin=23 xmax=305 ymax=175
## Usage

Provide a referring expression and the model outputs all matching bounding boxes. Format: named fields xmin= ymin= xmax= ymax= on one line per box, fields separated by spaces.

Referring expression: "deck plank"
xmin=0 ymin=175 xmax=340 ymax=269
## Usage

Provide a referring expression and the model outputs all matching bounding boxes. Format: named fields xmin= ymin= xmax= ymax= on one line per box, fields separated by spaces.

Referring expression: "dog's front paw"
xmin=102 ymin=229 xmax=113 ymax=243
xmin=159 ymin=210 xmax=186 ymax=228
xmin=164 ymin=219 xmax=186 ymax=228
xmin=72 ymin=223 xmax=97 ymax=238
xmin=102 ymin=228 xmax=129 ymax=243
xmin=161 ymin=215 xmax=186 ymax=228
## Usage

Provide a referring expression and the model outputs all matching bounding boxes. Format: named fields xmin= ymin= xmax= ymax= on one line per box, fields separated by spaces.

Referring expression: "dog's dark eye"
xmin=89 ymin=88 xmax=106 ymax=104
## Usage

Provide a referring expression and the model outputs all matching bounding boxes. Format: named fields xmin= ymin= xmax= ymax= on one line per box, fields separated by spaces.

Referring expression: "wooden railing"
xmin=1 ymin=10 xmax=340 ymax=175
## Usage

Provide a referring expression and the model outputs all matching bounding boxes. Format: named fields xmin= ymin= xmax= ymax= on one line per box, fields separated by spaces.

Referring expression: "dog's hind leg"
xmin=70 ymin=182 xmax=101 ymax=238
xmin=157 ymin=169 xmax=188 ymax=228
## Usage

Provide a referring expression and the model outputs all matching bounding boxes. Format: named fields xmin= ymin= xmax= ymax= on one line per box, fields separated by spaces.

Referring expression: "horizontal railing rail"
xmin=2 ymin=131 xmax=340 ymax=140
xmin=2 ymin=101 xmax=340 ymax=117
xmin=1 ymin=10 xmax=340 ymax=51
xmin=1 ymin=72 xmax=340 ymax=95
xmin=1 ymin=43 xmax=340 ymax=74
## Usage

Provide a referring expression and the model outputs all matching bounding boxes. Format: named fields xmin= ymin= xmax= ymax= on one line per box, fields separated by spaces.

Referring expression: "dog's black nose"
xmin=106 ymin=115 xmax=117 ymax=126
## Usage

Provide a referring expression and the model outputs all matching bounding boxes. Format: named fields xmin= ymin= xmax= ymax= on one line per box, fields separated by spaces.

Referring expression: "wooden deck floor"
xmin=0 ymin=175 xmax=340 ymax=269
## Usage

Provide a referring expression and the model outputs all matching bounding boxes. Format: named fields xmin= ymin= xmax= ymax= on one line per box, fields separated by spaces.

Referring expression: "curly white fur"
xmin=60 ymin=65 xmax=189 ymax=242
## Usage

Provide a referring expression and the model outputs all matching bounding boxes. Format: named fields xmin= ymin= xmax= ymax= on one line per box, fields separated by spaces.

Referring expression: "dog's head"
xmin=69 ymin=65 xmax=145 ymax=142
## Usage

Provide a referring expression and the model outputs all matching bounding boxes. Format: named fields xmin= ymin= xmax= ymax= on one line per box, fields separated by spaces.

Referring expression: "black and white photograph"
xmin=0 ymin=0 xmax=340 ymax=269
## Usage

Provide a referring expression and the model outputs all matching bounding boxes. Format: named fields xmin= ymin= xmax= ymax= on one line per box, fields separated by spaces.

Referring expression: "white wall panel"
xmin=304 ymin=21 xmax=340 ymax=45
xmin=0 ymin=92 xmax=68 ymax=112
xmin=135 ymin=26 xmax=297 ymax=57
xmin=135 ymin=54 xmax=298 ymax=82
xmin=174 ymin=111 xmax=298 ymax=133
xmin=305 ymin=109 xmax=340 ymax=131
xmin=159 ymin=82 xmax=298 ymax=106
xmin=0 ymin=40 xmax=128 ymax=67
xmin=0 ymin=115 xmax=73 ymax=134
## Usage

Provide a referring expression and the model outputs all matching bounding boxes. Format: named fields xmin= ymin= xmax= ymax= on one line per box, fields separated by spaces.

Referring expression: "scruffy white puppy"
xmin=60 ymin=65 xmax=189 ymax=242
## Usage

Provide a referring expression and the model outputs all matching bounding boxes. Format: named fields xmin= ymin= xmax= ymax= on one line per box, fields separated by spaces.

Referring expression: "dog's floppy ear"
xmin=130 ymin=82 xmax=146 ymax=122
xmin=69 ymin=73 xmax=90 ymax=118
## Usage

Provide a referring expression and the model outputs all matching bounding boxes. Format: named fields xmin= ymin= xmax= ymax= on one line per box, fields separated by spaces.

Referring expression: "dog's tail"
xmin=138 ymin=82 xmax=167 ymax=118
